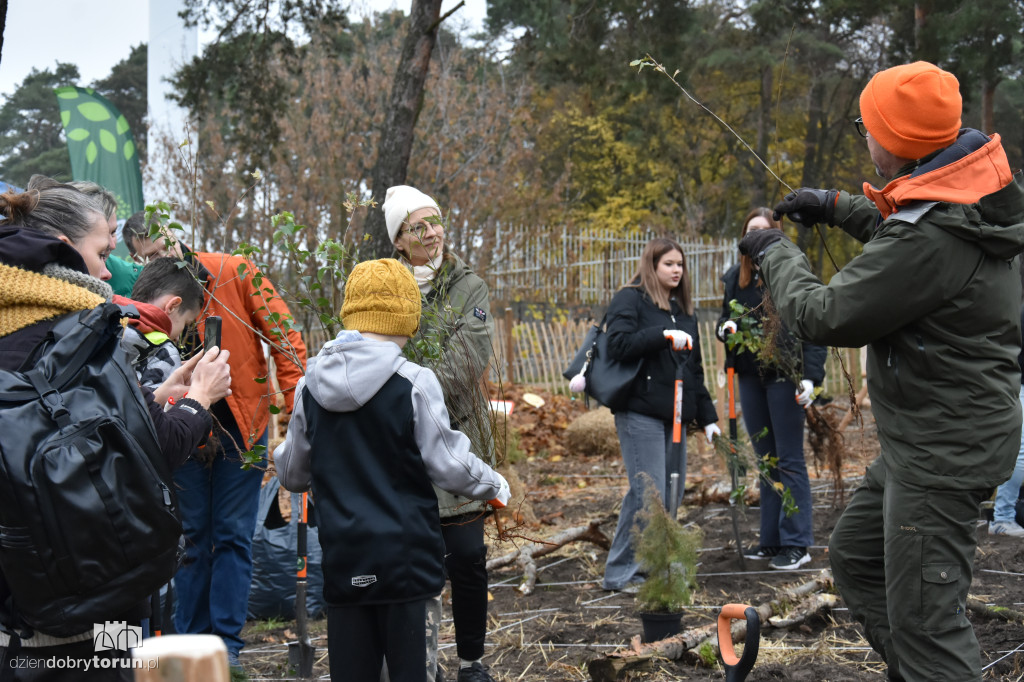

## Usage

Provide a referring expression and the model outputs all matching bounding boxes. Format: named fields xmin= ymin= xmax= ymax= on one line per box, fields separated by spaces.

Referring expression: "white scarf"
xmin=410 ymin=254 xmax=444 ymax=294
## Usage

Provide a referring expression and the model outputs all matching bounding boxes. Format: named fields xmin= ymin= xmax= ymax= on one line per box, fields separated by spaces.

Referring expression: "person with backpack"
xmin=274 ymin=258 xmax=510 ymax=682
xmin=0 ymin=176 xmax=232 ymax=680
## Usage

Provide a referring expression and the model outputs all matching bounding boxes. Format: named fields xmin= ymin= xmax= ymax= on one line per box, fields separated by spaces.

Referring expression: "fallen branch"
xmin=486 ymin=520 xmax=610 ymax=595
xmin=587 ymin=570 xmax=836 ymax=681
xmin=967 ymin=596 xmax=1024 ymax=623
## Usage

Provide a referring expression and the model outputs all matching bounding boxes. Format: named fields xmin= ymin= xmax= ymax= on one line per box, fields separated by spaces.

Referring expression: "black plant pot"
xmin=640 ymin=610 xmax=683 ymax=643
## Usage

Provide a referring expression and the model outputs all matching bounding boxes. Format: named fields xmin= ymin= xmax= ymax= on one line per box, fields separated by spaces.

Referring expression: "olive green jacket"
xmin=762 ymin=179 xmax=1024 ymax=490
xmin=414 ymin=253 xmax=497 ymax=518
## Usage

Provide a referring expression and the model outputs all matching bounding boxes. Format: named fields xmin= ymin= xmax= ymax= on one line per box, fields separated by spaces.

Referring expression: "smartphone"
xmin=204 ymin=316 xmax=222 ymax=350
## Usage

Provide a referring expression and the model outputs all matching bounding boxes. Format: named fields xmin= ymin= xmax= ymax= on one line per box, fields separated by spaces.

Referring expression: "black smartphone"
xmin=204 ymin=316 xmax=222 ymax=350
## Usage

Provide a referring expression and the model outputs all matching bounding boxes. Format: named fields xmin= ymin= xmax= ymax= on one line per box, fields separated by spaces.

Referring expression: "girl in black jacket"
xmin=602 ymin=237 xmax=720 ymax=592
xmin=716 ymin=208 xmax=826 ymax=571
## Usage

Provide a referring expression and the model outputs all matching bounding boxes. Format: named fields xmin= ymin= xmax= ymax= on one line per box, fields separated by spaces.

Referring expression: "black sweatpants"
xmin=328 ymin=597 xmax=437 ymax=682
xmin=440 ymin=513 xmax=489 ymax=662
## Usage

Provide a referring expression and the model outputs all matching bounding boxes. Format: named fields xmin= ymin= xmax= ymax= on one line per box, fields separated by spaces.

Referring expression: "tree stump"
xmin=132 ymin=634 xmax=230 ymax=682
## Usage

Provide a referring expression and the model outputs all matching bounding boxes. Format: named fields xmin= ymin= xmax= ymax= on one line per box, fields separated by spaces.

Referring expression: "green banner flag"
xmin=54 ymin=86 xmax=144 ymax=220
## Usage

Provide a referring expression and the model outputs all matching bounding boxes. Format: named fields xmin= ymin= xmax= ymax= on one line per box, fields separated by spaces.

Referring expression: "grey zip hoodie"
xmin=273 ymin=330 xmax=505 ymax=501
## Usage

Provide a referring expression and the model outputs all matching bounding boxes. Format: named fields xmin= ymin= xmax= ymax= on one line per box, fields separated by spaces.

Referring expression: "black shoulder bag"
xmin=563 ymin=315 xmax=642 ymax=411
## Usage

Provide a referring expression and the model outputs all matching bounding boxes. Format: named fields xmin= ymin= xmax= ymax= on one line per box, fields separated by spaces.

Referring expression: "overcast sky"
xmin=0 ymin=0 xmax=488 ymax=100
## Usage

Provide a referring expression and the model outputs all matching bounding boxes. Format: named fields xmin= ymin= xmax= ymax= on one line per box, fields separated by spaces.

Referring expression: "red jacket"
xmin=195 ymin=252 xmax=307 ymax=448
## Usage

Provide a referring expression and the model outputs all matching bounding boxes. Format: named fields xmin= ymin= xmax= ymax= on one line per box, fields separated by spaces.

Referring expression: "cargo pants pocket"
xmin=920 ymin=563 xmax=963 ymax=632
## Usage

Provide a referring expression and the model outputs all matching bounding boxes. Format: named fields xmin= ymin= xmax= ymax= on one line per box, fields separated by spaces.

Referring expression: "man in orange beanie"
xmin=739 ymin=61 xmax=1024 ymax=681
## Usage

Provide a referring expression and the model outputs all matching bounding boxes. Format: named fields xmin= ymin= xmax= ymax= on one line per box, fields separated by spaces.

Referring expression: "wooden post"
xmin=504 ymin=307 xmax=515 ymax=386
xmin=133 ymin=634 xmax=230 ymax=682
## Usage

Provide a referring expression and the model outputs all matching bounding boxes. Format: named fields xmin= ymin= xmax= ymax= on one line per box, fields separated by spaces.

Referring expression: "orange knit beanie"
xmin=859 ymin=61 xmax=962 ymax=160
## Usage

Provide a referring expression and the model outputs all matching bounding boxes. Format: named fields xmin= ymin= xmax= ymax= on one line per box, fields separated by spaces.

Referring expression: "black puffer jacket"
xmin=605 ymin=285 xmax=717 ymax=425
xmin=716 ymin=263 xmax=826 ymax=384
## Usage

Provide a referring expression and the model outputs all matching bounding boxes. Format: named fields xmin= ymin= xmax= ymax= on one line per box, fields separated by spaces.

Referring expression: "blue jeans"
xmin=993 ymin=384 xmax=1024 ymax=523
xmin=603 ymin=411 xmax=684 ymax=590
xmin=172 ymin=419 xmax=267 ymax=657
xmin=738 ymin=373 xmax=813 ymax=549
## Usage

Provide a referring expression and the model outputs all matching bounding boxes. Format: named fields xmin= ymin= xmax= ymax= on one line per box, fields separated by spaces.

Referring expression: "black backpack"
xmin=0 ymin=303 xmax=182 ymax=637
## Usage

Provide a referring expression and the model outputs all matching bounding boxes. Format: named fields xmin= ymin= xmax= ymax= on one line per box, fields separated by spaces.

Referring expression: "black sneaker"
xmin=743 ymin=544 xmax=782 ymax=560
xmin=769 ymin=546 xmax=811 ymax=570
xmin=457 ymin=662 xmax=496 ymax=682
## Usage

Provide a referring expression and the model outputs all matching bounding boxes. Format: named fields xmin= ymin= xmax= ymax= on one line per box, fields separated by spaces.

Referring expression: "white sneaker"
xmin=989 ymin=520 xmax=1024 ymax=537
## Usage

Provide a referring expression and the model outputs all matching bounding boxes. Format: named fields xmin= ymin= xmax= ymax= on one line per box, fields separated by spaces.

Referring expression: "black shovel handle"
xmin=718 ymin=603 xmax=760 ymax=682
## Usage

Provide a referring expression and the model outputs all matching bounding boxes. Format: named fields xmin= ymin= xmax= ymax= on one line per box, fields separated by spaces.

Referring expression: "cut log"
xmin=486 ymin=520 xmax=610 ymax=595
xmin=587 ymin=570 xmax=836 ymax=681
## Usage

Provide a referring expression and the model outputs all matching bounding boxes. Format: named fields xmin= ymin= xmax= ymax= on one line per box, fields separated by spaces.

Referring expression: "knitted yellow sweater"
xmin=0 ymin=262 xmax=104 ymax=337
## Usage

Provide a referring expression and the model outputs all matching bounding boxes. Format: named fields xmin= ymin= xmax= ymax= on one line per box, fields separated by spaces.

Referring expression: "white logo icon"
xmin=93 ymin=621 xmax=142 ymax=651
xmin=351 ymin=575 xmax=377 ymax=587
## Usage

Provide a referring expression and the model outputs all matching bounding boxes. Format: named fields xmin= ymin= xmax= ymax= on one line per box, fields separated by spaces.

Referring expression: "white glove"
xmin=717 ymin=320 xmax=737 ymax=339
xmin=704 ymin=423 xmax=721 ymax=443
xmin=663 ymin=329 xmax=693 ymax=351
xmin=795 ymin=379 xmax=815 ymax=407
xmin=488 ymin=474 xmax=511 ymax=509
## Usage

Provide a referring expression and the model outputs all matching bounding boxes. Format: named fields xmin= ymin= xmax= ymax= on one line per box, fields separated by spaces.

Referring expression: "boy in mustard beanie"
xmin=273 ymin=258 xmax=509 ymax=682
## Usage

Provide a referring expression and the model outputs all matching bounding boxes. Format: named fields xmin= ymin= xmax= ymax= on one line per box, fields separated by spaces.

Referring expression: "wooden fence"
xmin=487 ymin=227 xmax=737 ymax=308
xmin=490 ymin=315 xmax=865 ymax=412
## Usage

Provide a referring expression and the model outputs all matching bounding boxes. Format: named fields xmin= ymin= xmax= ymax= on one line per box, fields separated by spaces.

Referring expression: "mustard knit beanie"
xmin=341 ymin=258 xmax=421 ymax=337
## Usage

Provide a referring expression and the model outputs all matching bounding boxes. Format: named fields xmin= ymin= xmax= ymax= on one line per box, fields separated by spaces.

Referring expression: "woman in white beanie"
xmin=383 ymin=185 xmax=498 ymax=682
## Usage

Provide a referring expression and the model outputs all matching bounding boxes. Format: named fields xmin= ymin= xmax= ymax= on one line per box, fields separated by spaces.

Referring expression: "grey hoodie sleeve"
xmin=273 ymin=378 xmax=312 ymax=492
xmin=406 ymin=364 xmax=503 ymax=500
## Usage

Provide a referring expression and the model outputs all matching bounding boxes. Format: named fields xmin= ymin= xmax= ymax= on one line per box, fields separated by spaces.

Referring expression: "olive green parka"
xmin=412 ymin=253 xmax=497 ymax=518
xmin=762 ymin=137 xmax=1024 ymax=490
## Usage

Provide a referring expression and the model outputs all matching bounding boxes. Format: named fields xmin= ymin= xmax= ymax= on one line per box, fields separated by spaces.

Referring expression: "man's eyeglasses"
xmin=854 ymin=117 xmax=869 ymax=139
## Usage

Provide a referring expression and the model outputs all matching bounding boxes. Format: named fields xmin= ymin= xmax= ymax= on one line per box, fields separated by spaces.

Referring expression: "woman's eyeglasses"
xmin=402 ymin=220 xmax=443 ymax=238
xmin=854 ymin=117 xmax=869 ymax=139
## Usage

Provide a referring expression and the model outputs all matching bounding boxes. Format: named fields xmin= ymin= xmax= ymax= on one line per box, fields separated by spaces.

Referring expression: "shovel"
xmin=717 ymin=603 xmax=760 ymax=682
xmin=725 ymin=350 xmax=747 ymax=570
xmin=667 ymin=351 xmax=687 ymax=518
xmin=288 ymin=491 xmax=315 ymax=678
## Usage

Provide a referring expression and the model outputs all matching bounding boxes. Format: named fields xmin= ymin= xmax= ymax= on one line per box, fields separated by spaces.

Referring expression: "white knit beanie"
xmin=383 ymin=185 xmax=441 ymax=245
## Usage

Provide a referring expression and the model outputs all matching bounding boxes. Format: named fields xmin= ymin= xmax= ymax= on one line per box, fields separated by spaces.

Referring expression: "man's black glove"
xmin=773 ymin=188 xmax=838 ymax=228
xmin=738 ymin=228 xmax=787 ymax=266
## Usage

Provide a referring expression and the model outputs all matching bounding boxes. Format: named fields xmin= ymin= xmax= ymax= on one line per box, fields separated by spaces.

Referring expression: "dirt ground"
xmin=238 ymin=392 xmax=1024 ymax=681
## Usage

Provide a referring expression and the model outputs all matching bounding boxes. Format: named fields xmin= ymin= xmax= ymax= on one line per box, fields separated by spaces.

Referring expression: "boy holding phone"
xmin=122 ymin=256 xmax=207 ymax=390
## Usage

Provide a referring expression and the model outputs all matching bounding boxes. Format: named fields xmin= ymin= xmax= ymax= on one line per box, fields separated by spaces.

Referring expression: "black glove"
xmin=738 ymin=228 xmax=786 ymax=266
xmin=773 ymin=188 xmax=838 ymax=228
